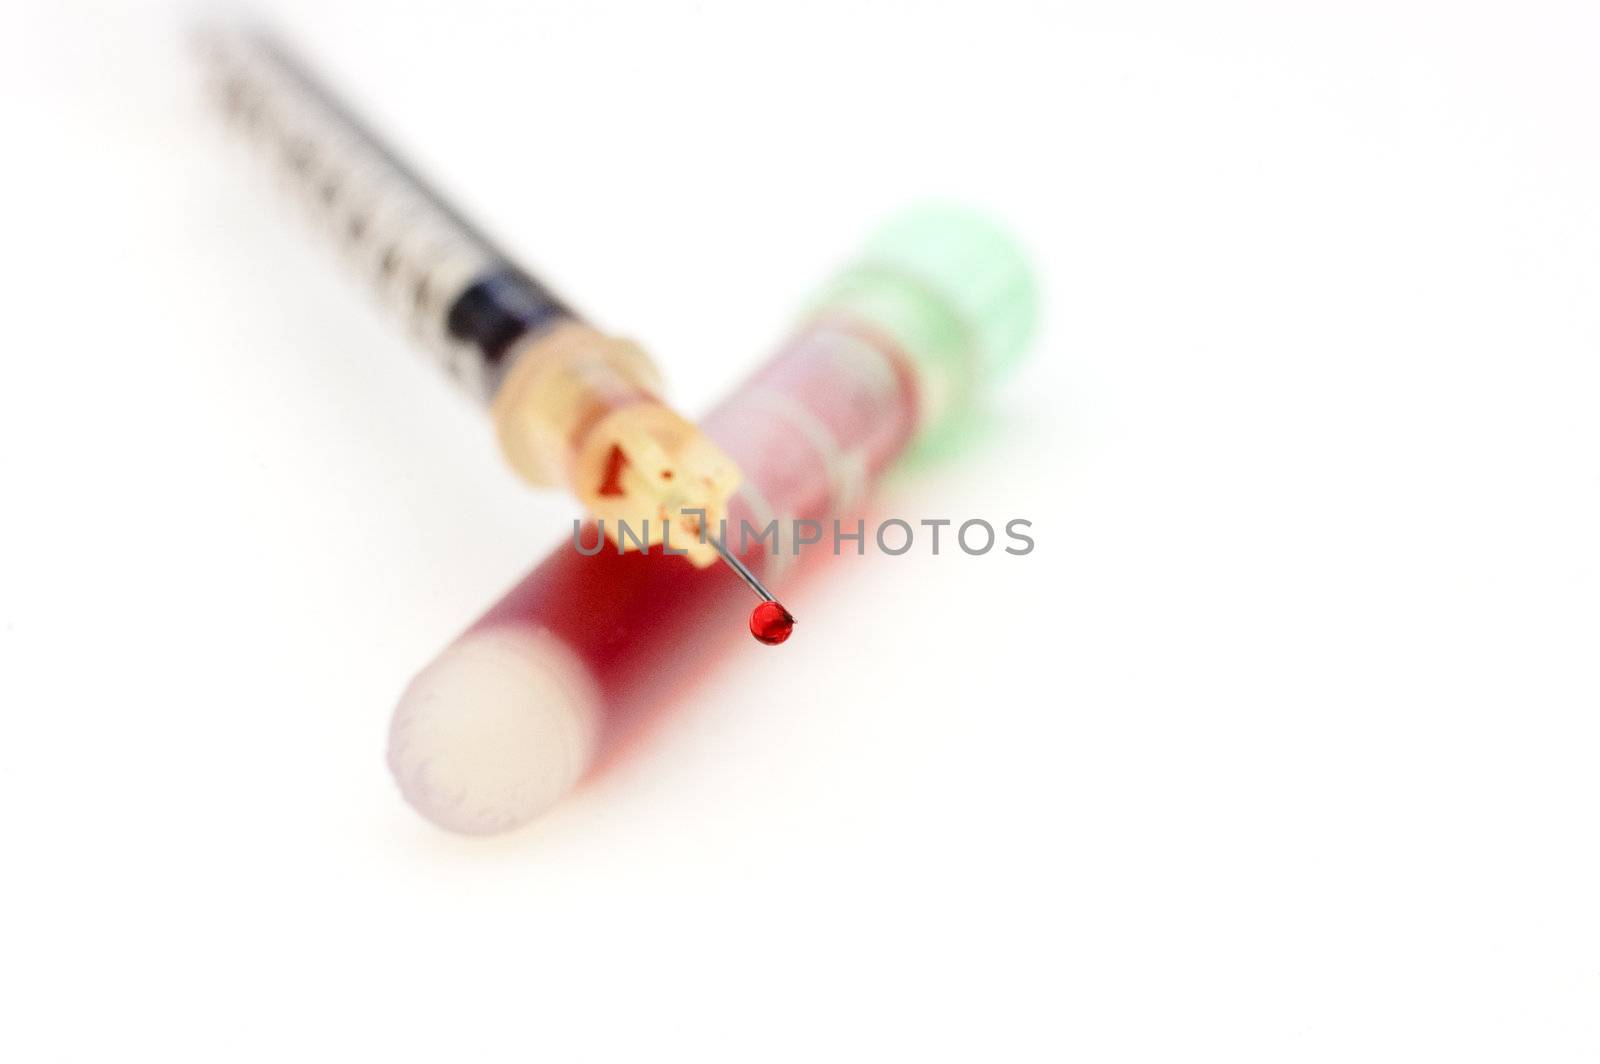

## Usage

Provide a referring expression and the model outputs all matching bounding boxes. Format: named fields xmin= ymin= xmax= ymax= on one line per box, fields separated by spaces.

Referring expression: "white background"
xmin=3 ymin=0 xmax=1598 ymax=1059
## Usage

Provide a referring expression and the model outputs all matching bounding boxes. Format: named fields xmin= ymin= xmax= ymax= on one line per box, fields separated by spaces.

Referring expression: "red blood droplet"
xmin=749 ymin=601 xmax=795 ymax=645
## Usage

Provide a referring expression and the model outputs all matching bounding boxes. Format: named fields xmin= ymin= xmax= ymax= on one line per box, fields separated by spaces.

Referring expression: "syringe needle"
xmin=708 ymin=535 xmax=795 ymax=645
xmin=709 ymin=535 xmax=774 ymax=601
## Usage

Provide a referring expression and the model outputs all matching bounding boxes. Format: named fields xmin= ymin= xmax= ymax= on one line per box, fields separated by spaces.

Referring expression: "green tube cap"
xmin=815 ymin=207 xmax=1038 ymax=431
xmin=861 ymin=207 xmax=1037 ymax=380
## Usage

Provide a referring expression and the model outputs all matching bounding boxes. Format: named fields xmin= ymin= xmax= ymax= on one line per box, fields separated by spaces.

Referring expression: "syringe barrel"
xmin=200 ymin=28 xmax=574 ymax=399
xmin=388 ymin=210 xmax=1036 ymax=835
xmin=200 ymin=27 xmax=740 ymax=559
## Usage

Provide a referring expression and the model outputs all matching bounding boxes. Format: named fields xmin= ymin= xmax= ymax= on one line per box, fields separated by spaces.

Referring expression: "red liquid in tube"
xmin=390 ymin=319 xmax=921 ymax=833
xmin=482 ymin=318 xmax=917 ymax=743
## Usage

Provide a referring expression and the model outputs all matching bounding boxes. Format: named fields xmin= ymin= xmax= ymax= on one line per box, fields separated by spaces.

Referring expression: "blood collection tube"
xmin=198 ymin=28 xmax=738 ymax=562
xmin=388 ymin=210 xmax=1038 ymax=834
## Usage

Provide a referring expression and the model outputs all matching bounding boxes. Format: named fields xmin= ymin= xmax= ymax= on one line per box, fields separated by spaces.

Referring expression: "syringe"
xmin=197 ymin=28 xmax=739 ymax=566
